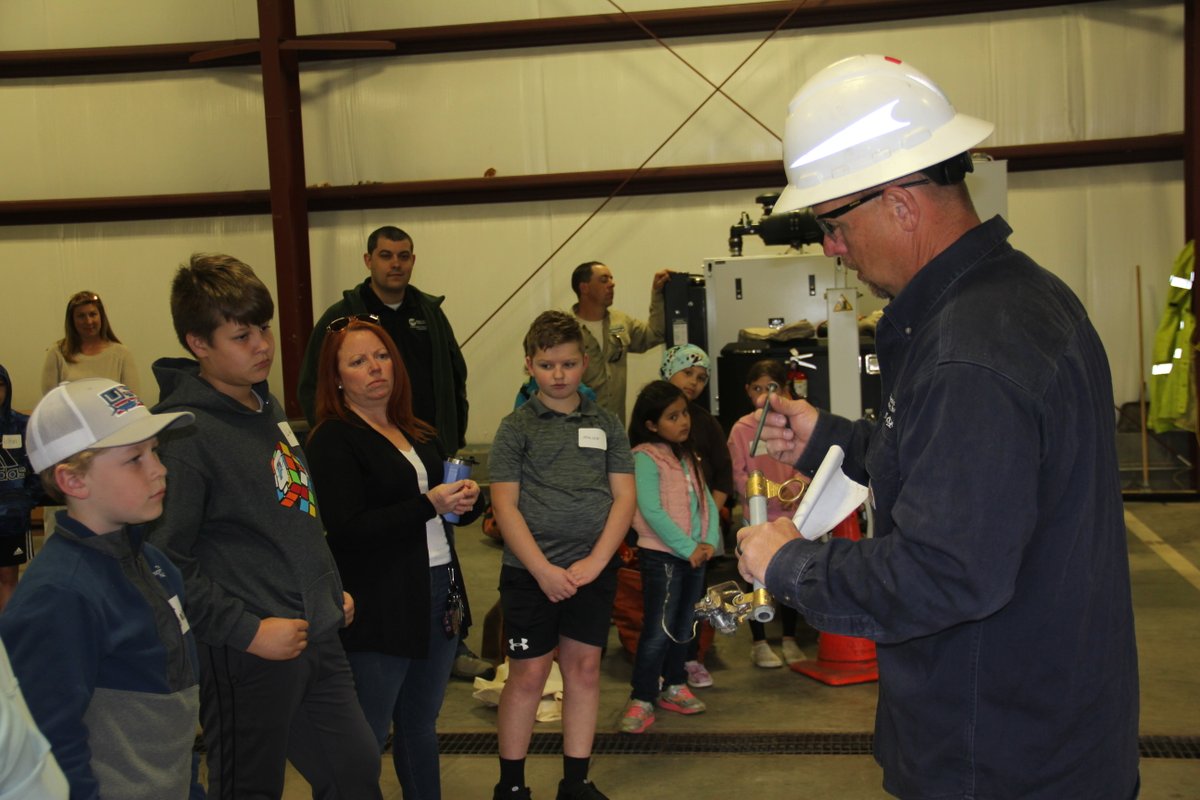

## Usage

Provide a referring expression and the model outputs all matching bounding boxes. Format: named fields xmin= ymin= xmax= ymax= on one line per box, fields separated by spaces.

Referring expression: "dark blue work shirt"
xmin=766 ymin=216 xmax=1139 ymax=799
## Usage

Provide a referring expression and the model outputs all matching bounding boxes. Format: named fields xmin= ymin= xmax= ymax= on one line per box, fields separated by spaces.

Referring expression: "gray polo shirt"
xmin=490 ymin=394 xmax=634 ymax=569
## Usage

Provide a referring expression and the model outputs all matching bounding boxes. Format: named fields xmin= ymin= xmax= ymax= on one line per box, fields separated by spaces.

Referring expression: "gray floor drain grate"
xmin=1139 ymin=735 xmax=1200 ymax=759
xmin=436 ymin=732 xmax=872 ymax=757
xmin=435 ymin=732 xmax=1200 ymax=759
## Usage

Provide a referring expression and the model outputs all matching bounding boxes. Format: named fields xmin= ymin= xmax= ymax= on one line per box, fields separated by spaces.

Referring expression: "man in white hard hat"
xmin=736 ymin=55 xmax=1138 ymax=799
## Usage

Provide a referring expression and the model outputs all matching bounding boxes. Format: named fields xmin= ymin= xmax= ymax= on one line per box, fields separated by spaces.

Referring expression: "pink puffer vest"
xmin=631 ymin=442 xmax=711 ymax=555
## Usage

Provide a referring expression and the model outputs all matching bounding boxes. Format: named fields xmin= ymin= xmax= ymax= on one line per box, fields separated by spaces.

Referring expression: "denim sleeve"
xmin=796 ymin=411 xmax=874 ymax=485
xmin=764 ymin=536 xmax=823 ymax=607
xmin=770 ymin=362 xmax=1041 ymax=644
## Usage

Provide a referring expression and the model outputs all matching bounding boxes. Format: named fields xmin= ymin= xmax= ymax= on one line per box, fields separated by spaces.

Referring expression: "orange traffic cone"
xmin=790 ymin=514 xmax=879 ymax=686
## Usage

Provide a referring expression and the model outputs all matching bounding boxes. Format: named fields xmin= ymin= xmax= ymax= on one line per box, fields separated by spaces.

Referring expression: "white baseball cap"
xmin=27 ymin=378 xmax=194 ymax=473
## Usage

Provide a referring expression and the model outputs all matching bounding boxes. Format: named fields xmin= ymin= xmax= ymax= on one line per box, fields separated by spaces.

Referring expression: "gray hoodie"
xmin=147 ymin=357 xmax=344 ymax=651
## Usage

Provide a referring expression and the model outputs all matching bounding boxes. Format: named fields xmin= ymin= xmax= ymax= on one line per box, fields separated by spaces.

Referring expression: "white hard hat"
xmin=774 ymin=55 xmax=994 ymax=214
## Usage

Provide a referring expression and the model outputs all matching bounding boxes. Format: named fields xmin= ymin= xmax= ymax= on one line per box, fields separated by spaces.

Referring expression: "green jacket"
xmin=1148 ymin=240 xmax=1195 ymax=433
xmin=298 ymin=280 xmax=469 ymax=454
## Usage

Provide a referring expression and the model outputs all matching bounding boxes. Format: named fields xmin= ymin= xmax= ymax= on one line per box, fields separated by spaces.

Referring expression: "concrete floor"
xmin=274 ymin=500 xmax=1199 ymax=799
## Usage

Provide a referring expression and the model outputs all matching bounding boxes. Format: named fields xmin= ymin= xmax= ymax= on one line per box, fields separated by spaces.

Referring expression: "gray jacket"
xmin=149 ymin=358 xmax=345 ymax=651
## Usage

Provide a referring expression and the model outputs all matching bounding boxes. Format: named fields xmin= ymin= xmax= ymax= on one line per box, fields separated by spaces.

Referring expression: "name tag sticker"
xmin=277 ymin=421 xmax=301 ymax=448
xmin=168 ymin=595 xmax=191 ymax=634
xmin=2 ymin=434 xmax=20 ymax=449
xmin=578 ymin=428 xmax=607 ymax=450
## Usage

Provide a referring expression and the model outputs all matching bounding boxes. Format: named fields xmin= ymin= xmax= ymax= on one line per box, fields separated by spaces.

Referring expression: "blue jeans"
xmin=630 ymin=548 xmax=707 ymax=703
xmin=347 ymin=564 xmax=458 ymax=800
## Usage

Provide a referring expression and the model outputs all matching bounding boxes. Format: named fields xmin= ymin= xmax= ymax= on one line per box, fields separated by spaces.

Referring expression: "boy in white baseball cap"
xmin=0 ymin=378 xmax=201 ymax=799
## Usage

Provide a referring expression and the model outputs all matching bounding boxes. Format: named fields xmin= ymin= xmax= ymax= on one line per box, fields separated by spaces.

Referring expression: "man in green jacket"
xmin=298 ymin=226 xmax=469 ymax=455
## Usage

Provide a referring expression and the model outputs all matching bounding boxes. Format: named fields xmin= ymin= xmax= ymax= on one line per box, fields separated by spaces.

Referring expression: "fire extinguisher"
xmin=789 ymin=366 xmax=808 ymax=399
xmin=787 ymin=348 xmax=815 ymax=399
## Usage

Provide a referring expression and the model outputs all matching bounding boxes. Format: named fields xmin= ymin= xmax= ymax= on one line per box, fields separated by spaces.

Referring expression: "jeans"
xmin=347 ymin=564 xmax=458 ymax=800
xmin=630 ymin=548 xmax=707 ymax=703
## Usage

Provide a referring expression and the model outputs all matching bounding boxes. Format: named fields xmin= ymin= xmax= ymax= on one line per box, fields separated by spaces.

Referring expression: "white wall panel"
xmin=0 ymin=1 xmax=258 ymax=49
xmin=300 ymin=52 xmax=554 ymax=186
xmin=294 ymin=0 xmax=761 ymax=35
xmin=1007 ymin=162 xmax=1186 ymax=410
xmin=297 ymin=2 xmax=1182 ymax=187
xmin=0 ymin=0 xmax=770 ymax=48
xmin=0 ymin=69 xmax=268 ymax=200
xmin=1 ymin=3 xmax=1182 ymax=198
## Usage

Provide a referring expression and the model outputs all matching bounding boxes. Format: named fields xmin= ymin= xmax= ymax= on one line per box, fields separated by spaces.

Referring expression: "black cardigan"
xmin=306 ymin=414 xmax=481 ymax=657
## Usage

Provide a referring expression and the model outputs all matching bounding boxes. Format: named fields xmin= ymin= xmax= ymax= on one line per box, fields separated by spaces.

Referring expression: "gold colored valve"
xmin=747 ymin=471 xmax=808 ymax=509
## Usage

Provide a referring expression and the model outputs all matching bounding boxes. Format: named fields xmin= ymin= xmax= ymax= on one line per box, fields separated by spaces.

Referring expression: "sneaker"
xmin=781 ymin=638 xmax=807 ymax=666
xmin=493 ymin=784 xmax=532 ymax=800
xmin=751 ymin=640 xmax=784 ymax=668
xmin=684 ymin=660 xmax=713 ymax=688
xmin=619 ymin=699 xmax=655 ymax=733
xmin=452 ymin=652 xmax=496 ymax=681
xmin=657 ymin=683 xmax=706 ymax=715
xmin=556 ymin=778 xmax=610 ymax=799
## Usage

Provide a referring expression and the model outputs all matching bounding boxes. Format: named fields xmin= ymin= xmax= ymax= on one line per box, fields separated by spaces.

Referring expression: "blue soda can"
xmin=442 ymin=457 xmax=474 ymax=523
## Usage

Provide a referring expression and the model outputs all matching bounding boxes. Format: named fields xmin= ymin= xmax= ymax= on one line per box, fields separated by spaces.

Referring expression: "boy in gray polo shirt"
xmin=490 ymin=310 xmax=636 ymax=800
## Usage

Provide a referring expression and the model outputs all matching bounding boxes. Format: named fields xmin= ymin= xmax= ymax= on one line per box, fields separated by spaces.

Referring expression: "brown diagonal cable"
xmin=460 ymin=1 xmax=805 ymax=349
xmin=603 ymin=0 xmax=783 ymax=143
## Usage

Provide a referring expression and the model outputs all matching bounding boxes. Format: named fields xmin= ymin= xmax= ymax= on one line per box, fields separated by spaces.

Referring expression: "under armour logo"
xmin=508 ymin=638 xmax=529 ymax=651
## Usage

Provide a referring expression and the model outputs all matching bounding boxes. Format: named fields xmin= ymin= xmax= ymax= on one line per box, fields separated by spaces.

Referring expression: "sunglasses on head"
xmin=326 ymin=313 xmax=380 ymax=333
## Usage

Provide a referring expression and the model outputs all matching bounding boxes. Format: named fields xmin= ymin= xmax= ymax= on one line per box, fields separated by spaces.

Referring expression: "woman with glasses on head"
xmin=305 ymin=315 xmax=482 ymax=799
xmin=40 ymin=290 xmax=140 ymax=396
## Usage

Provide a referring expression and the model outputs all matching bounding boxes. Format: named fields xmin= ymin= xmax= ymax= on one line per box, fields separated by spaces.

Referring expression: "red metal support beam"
xmin=0 ymin=135 xmax=1183 ymax=226
xmin=257 ymin=0 xmax=313 ymax=419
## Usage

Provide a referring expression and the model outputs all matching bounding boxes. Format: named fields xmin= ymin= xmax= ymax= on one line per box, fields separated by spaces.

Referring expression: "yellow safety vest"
xmin=1148 ymin=240 xmax=1195 ymax=432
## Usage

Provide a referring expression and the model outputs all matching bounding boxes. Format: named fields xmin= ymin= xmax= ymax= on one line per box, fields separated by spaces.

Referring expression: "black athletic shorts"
xmin=0 ymin=531 xmax=31 ymax=567
xmin=499 ymin=560 xmax=619 ymax=659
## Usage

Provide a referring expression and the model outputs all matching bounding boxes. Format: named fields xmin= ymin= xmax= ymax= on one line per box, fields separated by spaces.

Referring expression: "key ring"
xmin=777 ymin=477 xmax=809 ymax=507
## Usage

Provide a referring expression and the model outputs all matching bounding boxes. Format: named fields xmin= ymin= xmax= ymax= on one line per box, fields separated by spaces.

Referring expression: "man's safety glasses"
xmin=814 ymin=179 xmax=930 ymax=240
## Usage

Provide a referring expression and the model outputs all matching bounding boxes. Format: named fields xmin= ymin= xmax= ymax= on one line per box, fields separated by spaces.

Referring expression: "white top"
xmin=399 ymin=446 xmax=451 ymax=567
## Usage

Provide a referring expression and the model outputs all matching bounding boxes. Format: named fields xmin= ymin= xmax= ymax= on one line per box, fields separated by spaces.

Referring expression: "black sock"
xmin=563 ymin=755 xmax=590 ymax=785
xmin=499 ymin=757 xmax=526 ymax=791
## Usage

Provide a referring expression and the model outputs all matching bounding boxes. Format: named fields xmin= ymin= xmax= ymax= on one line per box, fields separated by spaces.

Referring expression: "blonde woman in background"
xmin=41 ymin=291 xmax=140 ymax=396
